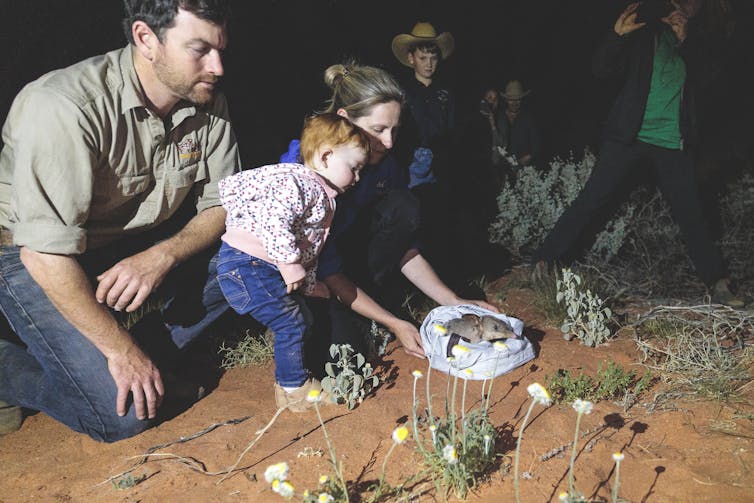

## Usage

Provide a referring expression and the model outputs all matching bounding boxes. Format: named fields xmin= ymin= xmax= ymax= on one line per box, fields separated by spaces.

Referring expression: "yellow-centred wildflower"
xmin=572 ymin=399 xmax=594 ymax=415
xmin=558 ymin=491 xmax=569 ymax=502
xmin=526 ymin=382 xmax=552 ymax=406
xmin=451 ymin=344 xmax=470 ymax=359
xmin=272 ymin=479 xmax=295 ymax=498
xmin=318 ymin=493 xmax=335 ymax=503
xmin=306 ymin=389 xmax=322 ymax=403
xmin=412 ymin=369 xmax=423 ymax=378
xmin=442 ymin=444 xmax=458 ymax=465
xmin=612 ymin=452 xmax=625 ymax=462
xmin=264 ymin=462 xmax=289 ymax=483
xmin=392 ymin=425 xmax=409 ymax=444
xmin=318 ymin=475 xmax=328 ymax=485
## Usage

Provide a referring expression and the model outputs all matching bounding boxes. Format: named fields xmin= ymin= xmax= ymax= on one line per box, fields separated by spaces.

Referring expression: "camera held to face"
xmin=635 ymin=0 xmax=675 ymax=25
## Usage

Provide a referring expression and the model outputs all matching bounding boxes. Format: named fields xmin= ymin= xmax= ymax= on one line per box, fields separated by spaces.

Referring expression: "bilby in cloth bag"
xmin=420 ymin=304 xmax=536 ymax=379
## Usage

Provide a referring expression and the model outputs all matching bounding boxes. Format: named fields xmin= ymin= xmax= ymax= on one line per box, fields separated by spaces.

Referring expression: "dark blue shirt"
xmin=280 ymin=139 xmax=407 ymax=278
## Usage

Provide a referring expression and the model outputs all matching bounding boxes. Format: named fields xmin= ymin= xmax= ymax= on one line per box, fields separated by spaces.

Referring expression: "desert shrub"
xmin=556 ymin=268 xmax=613 ymax=346
xmin=719 ymin=171 xmax=754 ymax=286
xmin=634 ymin=304 xmax=754 ymax=400
xmin=489 ymin=150 xmax=596 ymax=259
xmin=321 ymin=344 xmax=379 ymax=409
xmin=218 ymin=329 xmax=274 ymax=369
xmin=544 ymin=361 xmax=650 ymax=405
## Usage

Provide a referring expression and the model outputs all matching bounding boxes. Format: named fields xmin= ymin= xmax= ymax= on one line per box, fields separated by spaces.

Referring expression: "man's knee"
xmin=81 ymin=411 xmax=153 ymax=443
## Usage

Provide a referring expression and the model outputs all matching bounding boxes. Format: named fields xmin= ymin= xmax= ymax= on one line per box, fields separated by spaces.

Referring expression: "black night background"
xmin=2 ymin=0 xmax=752 ymax=174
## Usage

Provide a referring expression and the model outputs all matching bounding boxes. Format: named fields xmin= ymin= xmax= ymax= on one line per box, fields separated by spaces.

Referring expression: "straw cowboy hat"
xmin=391 ymin=22 xmax=455 ymax=67
xmin=501 ymin=80 xmax=531 ymax=100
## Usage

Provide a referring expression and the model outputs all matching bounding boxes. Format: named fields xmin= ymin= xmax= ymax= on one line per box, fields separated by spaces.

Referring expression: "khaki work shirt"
xmin=0 ymin=46 xmax=240 ymax=254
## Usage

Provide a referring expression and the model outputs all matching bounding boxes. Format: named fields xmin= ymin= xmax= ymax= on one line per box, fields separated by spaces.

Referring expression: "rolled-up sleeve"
xmin=8 ymin=87 xmax=96 ymax=254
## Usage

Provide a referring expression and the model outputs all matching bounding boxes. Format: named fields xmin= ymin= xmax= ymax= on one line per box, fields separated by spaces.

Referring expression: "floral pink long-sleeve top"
xmin=219 ymin=163 xmax=337 ymax=294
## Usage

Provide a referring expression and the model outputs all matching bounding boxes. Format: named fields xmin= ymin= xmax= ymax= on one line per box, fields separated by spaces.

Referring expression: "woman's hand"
xmin=389 ymin=319 xmax=426 ymax=359
xmin=456 ymin=297 xmax=500 ymax=313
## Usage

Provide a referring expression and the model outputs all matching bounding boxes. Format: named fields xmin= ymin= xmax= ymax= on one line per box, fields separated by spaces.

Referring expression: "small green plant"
xmin=544 ymin=361 xmax=650 ymax=405
xmin=365 ymin=320 xmax=391 ymax=359
xmin=119 ymin=298 xmax=164 ymax=330
xmin=218 ymin=329 xmax=274 ymax=369
xmin=556 ymin=268 xmax=613 ymax=347
xmin=529 ymin=266 xmax=569 ymax=325
xmin=111 ymin=472 xmax=147 ymax=490
xmin=545 ymin=369 xmax=595 ymax=404
xmin=321 ymin=344 xmax=379 ymax=409
xmin=410 ymin=349 xmax=504 ymax=500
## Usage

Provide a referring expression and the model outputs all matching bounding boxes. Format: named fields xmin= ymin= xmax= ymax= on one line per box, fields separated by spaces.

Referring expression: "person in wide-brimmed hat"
xmin=391 ymin=22 xmax=455 ymax=69
xmin=391 ymin=22 xmax=462 ymax=281
xmin=497 ymin=79 xmax=541 ymax=168
xmin=501 ymin=80 xmax=531 ymax=101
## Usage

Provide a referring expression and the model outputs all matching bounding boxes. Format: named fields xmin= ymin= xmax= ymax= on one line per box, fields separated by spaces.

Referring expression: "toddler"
xmin=217 ymin=113 xmax=370 ymax=411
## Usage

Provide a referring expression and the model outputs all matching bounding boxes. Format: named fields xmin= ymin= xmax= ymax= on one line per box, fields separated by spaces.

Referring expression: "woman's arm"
xmin=322 ymin=272 xmax=425 ymax=358
xmin=399 ymin=251 xmax=499 ymax=312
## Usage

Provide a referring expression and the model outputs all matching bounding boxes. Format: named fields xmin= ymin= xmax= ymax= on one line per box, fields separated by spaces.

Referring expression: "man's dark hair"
xmin=123 ymin=0 xmax=231 ymax=44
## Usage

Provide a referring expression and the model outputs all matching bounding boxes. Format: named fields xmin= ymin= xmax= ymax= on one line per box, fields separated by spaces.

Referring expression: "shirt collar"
xmin=118 ymin=46 xmax=145 ymax=113
xmin=117 ymin=45 xmax=198 ymax=125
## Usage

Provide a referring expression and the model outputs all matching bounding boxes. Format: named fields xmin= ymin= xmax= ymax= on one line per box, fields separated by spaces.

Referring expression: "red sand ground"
xmin=1 ymin=283 xmax=753 ymax=503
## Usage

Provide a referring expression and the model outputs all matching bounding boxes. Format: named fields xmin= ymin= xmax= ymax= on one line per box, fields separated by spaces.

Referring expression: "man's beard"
xmin=154 ymin=58 xmax=217 ymax=106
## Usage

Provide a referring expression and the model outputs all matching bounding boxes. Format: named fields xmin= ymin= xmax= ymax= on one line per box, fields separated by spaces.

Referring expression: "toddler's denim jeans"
xmin=216 ymin=242 xmax=309 ymax=388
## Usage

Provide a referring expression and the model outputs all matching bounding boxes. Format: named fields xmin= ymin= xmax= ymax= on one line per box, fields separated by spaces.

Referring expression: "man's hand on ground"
xmin=96 ymin=247 xmax=174 ymax=312
xmin=107 ymin=344 xmax=164 ymax=420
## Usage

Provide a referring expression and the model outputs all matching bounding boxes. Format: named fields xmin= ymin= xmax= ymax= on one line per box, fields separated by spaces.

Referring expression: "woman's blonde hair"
xmin=322 ymin=61 xmax=404 ymax=120
xmin=299 ymin=113 xmax=371 ymax=167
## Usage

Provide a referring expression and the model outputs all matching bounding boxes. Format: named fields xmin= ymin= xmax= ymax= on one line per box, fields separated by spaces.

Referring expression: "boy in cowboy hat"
xmin=391 ymin=21 xmax=455 ymax=189
xmin=498 ymin=79 xmax=542 ymax=168
xmin=391 ymin=22 xmax=460 ymax=278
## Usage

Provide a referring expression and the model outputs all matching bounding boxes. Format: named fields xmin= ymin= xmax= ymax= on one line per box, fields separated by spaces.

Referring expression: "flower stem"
xmin=315 ymin=403 xmax=349 ymax=503
xmin=412 ymin=377 xmax=426 ymax=455
xmin=612 ymin=459 xmax=621 ymax=503
xmin=451 ymin=370 xmax=459 ymax=440
xmin=485 ymin=353 xmax=503 ymax=412
xmin=514 ymin=399 xmax=537 ymax=503
xmin=461 ymin=377 xmax=468 ymax=447
xmin=425 ymin=357 xmax=434 ymax=427
xmin=376 ymin=442 xmax=398 ymax=498
xmin=569 ymin=411 xmax=584 ymax=497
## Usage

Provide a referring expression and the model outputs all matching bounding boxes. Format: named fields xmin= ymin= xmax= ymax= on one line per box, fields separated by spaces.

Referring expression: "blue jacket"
xmin=280 ymin=140 xmax=407 ymax=278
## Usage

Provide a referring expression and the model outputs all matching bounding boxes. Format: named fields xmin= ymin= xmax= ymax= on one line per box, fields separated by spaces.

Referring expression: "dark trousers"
xmin=536 ymin=140 xmax=725 ymax=286
xmin=304 ymin=189 xmax=420 ymax=373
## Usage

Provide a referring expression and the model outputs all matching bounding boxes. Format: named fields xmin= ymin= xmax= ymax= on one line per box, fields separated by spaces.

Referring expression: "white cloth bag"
xmin=420 ymin=304 xmax=536 ymax=379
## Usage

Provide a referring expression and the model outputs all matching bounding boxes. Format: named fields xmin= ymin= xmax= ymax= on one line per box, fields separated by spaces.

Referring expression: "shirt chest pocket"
xmin=117 ymin=173 xmax=152 ymax=195
xmin=166 ymin=159 xmax=208 ymax=190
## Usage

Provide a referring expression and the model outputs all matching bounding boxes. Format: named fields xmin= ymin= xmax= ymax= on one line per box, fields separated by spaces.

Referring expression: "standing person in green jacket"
xmin=534 ymin=0 xmax=743 ymax=307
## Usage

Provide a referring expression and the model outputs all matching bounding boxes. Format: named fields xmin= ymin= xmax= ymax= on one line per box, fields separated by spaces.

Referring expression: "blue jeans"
xmin=216 ymin=242 xmax=310 ymax=388
xmin=0 ymin=243 xmax=229 ymax=443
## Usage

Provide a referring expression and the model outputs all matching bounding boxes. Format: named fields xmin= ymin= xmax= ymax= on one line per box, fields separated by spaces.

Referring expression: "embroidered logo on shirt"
xmin=178 ymin=138 xmax=201 ymax=162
